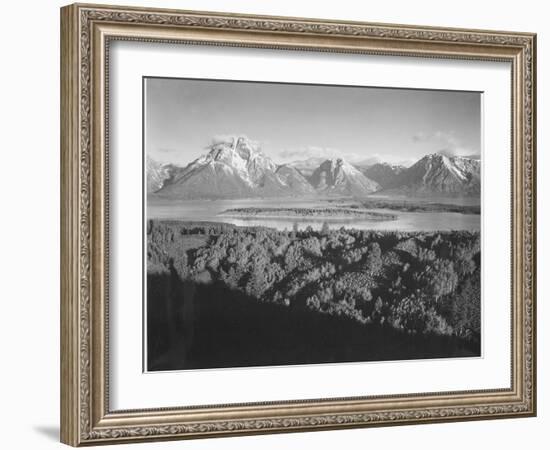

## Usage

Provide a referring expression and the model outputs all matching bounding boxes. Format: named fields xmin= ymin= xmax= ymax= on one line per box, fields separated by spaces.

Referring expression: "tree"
xmin=302 ymin=236 xmax=322 ymax=257
xmin=428 ymin=259 xmax=458 ymax=299
xmin=245 ymin=265 xmax=269 ymax=298
xmin=365 ymin=242 xmax=382 ymax=273
xmin=290 ymin=222 xmax=298 ymax=239
xmin=442 ymin=272 xmax=481 ymax=339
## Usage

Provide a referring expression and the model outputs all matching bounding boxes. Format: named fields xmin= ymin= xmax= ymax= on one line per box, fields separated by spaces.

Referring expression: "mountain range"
xmin=357 ymin=162 xmax=407 ymax=189
xmin=148 ymin=136 xmax=480 ymax=199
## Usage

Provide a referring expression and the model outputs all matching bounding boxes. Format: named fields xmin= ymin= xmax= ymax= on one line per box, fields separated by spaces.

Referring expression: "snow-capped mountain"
xmin=148 ymin=136 xmax=481 ymax=199
xmin=146 ymin=156 xmax=175 ymax=193
xmin=385 ymin=153 xmax=480 ymax=195
xmin=358 ymin=162 xmax=406 ymax=189
xmin=308 ymin=158 xmax=380 ymax=197
xmin=155 ymin=136 xmax=313 ymax=199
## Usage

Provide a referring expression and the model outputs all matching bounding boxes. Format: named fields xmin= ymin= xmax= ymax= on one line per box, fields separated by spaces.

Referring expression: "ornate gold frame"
xmin=60 ymin=3 xmax=536 ymax=446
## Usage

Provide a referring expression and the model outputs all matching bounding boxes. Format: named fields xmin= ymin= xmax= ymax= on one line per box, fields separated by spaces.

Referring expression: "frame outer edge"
xmin=61 ymin=4 xmax=81 ymax=447
xmin=529 ymin=33 xmax=536 ymax=416
xmin=61 ymin=2 xmax=537 ymax=445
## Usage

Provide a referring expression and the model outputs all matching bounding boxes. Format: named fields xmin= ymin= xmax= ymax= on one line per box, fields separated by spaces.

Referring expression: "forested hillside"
xmin=147 ymin=220 xmax=481 ymax=370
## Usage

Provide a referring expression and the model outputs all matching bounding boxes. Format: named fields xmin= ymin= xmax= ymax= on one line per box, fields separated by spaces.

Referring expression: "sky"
xmin=144 ymin=77 xmax=481 ymax=167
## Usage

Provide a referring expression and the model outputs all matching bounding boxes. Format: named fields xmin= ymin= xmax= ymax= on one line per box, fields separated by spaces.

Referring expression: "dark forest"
xmin=147 ymin=220 xmax=481 ymax=371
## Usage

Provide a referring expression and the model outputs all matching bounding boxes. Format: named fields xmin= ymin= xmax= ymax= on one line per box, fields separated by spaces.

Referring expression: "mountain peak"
xmin=310 ymin=158 xmax=379 ymax=196
xmin=205 ymin=136 xmax=261 ymax=168
xmin=320 ymin=157 xmax=355 ymax=172
xmin=209 ymin=135 xmax=261 ymax=162
xmin=195 ymin=135 xmax=278 ymax=184
xmin=425 ymin=152 xmax=479 ymax=162
xmin=155 ymin=135 xmax=313 ymax=199
xmin=423 ymin=153 xmax=449 ymax=161
xmin=383 ymin=151 xmax=480 ymax=196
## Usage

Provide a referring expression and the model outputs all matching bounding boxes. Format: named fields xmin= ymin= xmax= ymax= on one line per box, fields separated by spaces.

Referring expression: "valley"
xmin=147 ymin=135 xmax=481 ymax=232
xmin=145 ymin=135 xmax=482 ymax=371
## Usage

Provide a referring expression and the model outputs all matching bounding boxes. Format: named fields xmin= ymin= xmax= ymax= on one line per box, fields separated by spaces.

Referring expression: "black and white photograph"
xmin=145 ymin=77 xmax=482 ymax=372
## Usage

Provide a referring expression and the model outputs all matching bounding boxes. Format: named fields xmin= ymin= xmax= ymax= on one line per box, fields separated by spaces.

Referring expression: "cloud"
xmin=208 ymin=134 xmax=262 ymax=151
xmin=278 ymin=146 xmax=380 ymax=164
xmin=412 ymin=130 xmax=475 ymax=157
xmin=413 ymin=130 xmax=459 ymax=147
xmin=437 ymin=148 xmax=457 ymax=158
xmin=276 ymin=146 xmax=414 ymax=166
xmin=278 ymin=146 xmax=339 ymax=160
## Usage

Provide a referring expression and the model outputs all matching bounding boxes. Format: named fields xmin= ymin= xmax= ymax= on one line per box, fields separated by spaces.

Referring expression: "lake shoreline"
xmin=146 ymin=197 xmax=481 ymax=232
xmin=218 ymin=206 xmax=397 ymax=221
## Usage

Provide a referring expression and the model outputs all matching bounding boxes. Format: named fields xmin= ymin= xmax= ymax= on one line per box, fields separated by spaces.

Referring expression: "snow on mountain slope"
xmin=149 ymin=138 xmax=480 ymax=200
xmin=146 ymin=156 xmax=175 ymax=193
xmin=275 ymin=165 xmax=316 ymax=195
xmin=386 ymin=154 xmax=480 ymax=195
xmin=156 ymin=136 xmax=313 ymax=199
xmin=308 ymin=158 xmax=380 ymax=196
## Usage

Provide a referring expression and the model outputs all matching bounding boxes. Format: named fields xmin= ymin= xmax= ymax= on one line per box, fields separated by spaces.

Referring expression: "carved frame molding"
xmin=60 ymin=3 xmax=536 ymax=446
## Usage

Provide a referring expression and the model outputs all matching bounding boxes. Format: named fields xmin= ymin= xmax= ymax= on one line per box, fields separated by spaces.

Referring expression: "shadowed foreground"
xmin=147 ymin=272 xmax=478 ymax=371
xmin=147 ymin=221 xmax=481 ymax=371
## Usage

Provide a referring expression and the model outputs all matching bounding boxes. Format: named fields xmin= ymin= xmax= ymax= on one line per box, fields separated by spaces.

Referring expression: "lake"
xmin=147 ymin=197 xmax=480 ymax=232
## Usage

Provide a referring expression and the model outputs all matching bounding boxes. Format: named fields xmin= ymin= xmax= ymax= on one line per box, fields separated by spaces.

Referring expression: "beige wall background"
xmin=0 ymin=0 xmax=545 ymax=448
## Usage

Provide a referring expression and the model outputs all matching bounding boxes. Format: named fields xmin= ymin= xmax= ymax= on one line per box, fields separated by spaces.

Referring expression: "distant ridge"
xmin=357 ymin=162 xmax=406 ymax=189
xmin=287 ymin=157 xmax=327 ymax=178
xmin=148 ymin=137 xmax=481 ymax=199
